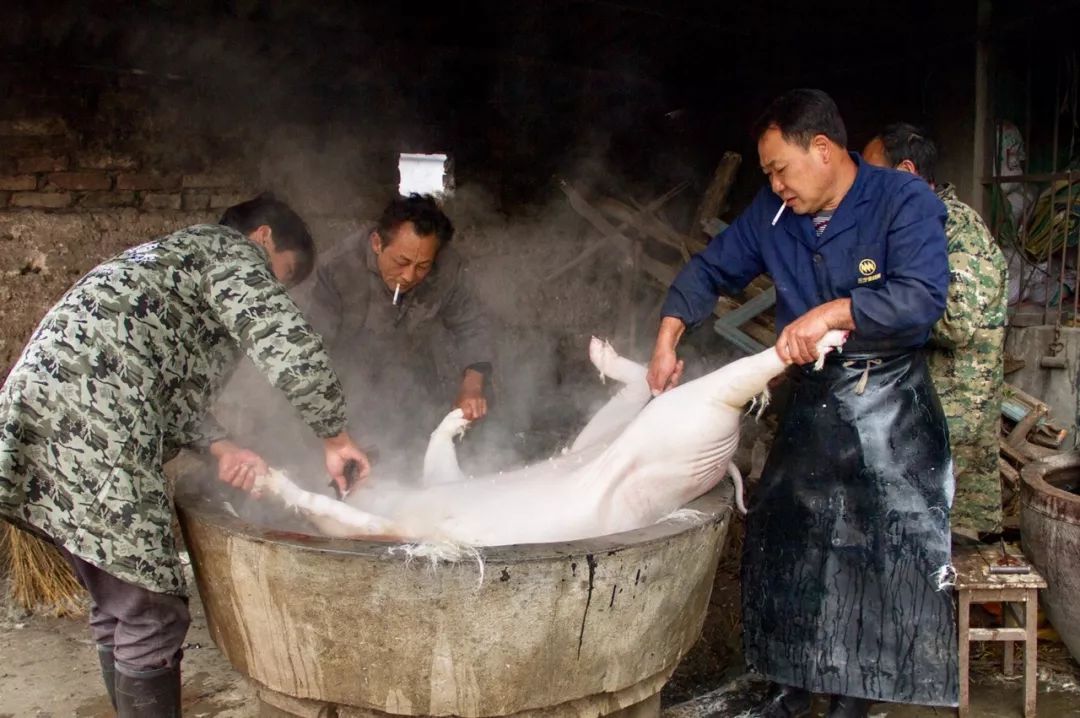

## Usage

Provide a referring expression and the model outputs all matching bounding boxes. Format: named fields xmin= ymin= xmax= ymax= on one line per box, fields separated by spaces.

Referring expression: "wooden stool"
xmin=953 ymin=543 xmax=1047 ymax=717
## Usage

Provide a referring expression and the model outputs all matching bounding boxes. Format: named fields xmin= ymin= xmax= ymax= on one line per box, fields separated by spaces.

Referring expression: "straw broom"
xmin=0 ymin=522 xmax=86 ymax=617
xmin=0 ymin=452 xmax=204 ymax=617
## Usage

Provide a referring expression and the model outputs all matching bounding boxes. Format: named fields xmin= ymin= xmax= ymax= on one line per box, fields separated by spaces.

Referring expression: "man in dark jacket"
xmin=299 ymin=194 xmax=495 ymax=464
xmin=648 ymin=90 xmax=956 ymax=717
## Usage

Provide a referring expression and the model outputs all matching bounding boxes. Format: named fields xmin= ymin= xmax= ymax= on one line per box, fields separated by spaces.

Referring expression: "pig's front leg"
xmin=255 ymin=469 xmax=406 ymax=538
xmin=421 ymin=409 xmax=471 ymax=486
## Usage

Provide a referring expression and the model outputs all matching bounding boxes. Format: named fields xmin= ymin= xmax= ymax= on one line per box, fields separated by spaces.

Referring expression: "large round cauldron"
xmin=1020 ymin=451 xmax=1080 ymax=664
xmin=176 ymin=478 xmax=732 ymax=718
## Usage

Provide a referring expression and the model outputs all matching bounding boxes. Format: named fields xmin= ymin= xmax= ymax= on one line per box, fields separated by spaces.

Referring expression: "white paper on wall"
xmin=398 ymin=153 xmax=450 ymax=196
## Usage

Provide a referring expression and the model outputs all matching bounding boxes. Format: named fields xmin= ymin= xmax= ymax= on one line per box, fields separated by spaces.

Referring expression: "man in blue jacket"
xmin=647 ymin=90 xmax=957 ymax=717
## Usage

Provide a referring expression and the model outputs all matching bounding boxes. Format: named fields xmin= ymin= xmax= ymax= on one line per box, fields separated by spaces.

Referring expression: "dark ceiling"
xmin=2 ymin=0 xmax=1078 ymax=206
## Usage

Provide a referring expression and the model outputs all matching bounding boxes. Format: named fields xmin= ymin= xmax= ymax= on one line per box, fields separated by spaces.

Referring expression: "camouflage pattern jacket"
xmin=928 ymin=184 xmax=1008 ymax=534
xmin=0 ymin=225 xmax=347 ymax=594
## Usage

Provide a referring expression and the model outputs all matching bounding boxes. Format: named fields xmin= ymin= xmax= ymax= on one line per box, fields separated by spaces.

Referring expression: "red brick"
xmin=47 ymin=172 xmax=111 ymax=191
xmin=115 ymin=173 xmax=180 ymax=191
xmin=75 ymin=151 xmax=139 ymax=171
xmin=209 ymin=191 xmax=250 ymax=209
xmin=78 ymin=192 xmax=137 ymax=208
xmin=182 ymin=173 xmax=243 ymax=189
xmin=10 ymin=192 xmax=72 ymax=209
xmin=0 ymin=117 xmax=68 ymax=136
xmin=17 ymin=155 xmax=70 ymax=173
xmin=141 ymin=192 xmax=182 ymax=210
xmin=0 ymin=175 xmax=38 ymax=191
xmin=182 ymin=192 xmax=211 ymax=211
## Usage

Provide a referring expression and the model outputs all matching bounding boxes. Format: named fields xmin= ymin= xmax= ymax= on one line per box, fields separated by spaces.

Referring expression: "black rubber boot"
xmin=759 ymin=685 xmax=813 ymax=718
xmin=96 ymin=645 xmax=117 ymax=710
xmin=115 ymin=663 xmax=181 ymax=717
xmin=827 ymin=694 xmax=873 ymax=718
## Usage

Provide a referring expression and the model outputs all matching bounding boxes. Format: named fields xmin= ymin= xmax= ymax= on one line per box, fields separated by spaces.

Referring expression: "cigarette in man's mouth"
xmin=771 ymin=203 xmax=786 ymax=226
xmin=392 ymin=283 xmax=401 ymax=305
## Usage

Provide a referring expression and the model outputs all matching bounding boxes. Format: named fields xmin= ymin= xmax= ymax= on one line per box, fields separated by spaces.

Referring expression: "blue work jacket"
xmin=662 ymin=154 xmax=949 ymax=353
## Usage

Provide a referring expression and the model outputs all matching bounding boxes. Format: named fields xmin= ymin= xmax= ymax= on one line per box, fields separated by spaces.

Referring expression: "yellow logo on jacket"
xmin=857 ymin=258 xmax=881 ymax=284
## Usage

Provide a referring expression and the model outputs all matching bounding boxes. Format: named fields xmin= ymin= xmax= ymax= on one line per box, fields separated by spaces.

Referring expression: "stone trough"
xmin=175 ymin=480 xmax=733 ymax=718
xmin=1020 ymin=450 xmax=1080 ymax=664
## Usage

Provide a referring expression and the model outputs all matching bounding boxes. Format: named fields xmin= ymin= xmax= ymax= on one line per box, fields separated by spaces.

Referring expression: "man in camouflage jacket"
xmin=866 ymin=125 xmax=1008 ymax=537
xmin=0 ymin=193 xmax=370 ymax=715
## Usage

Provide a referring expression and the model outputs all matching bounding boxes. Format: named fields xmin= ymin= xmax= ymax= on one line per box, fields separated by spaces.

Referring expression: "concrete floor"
xmin=2 ymin=578 xmax=1079 ymax=717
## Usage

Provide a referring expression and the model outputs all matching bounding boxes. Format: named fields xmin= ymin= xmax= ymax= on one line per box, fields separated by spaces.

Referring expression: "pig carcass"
xmin=257 ymin=331 xmax=848 ymax=546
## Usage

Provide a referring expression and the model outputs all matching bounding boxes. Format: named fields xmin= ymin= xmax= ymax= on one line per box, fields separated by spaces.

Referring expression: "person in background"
xmin=300 ymin=193 xmax=495 ymax=463
xmin=0 ymin=193 xmax=370 ymax=716
xmin=647 ymin=90 xmax=956 ymax=717
xmin=864 ymin=123 xmax=1009 ymax=541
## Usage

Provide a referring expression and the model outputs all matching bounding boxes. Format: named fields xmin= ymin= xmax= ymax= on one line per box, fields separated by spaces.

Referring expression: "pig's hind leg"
xmin=421 ymin=409 xmax=471 ymax=486
xmin=570 ymin=337 xmax=652 ymax=453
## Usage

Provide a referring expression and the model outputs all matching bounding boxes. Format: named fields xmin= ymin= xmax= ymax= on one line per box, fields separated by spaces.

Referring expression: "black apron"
xmin=741 ymin=349 xmax=958 ymax=707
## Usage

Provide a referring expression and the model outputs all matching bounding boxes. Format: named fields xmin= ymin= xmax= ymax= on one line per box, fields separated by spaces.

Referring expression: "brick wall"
xmin=0 ymin=120 xmax=257 ymax=213
xmin=0 ymin=70 xmax=401 ymax=378
xmin=0 ymin=67 xmax=624 ymax=392
xmin=0 ymin=63 xmax=402 ymax=219
xmin=0 ymin=108 xmax=306 ymax=215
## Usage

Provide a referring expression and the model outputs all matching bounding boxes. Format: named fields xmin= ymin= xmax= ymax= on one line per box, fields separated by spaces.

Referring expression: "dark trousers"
xmin=61 ymin=549 xmax=190 ymax=674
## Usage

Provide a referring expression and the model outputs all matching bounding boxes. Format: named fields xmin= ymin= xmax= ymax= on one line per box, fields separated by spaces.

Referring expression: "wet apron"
xmin=741 ymin=349 xmax=958 ymax=707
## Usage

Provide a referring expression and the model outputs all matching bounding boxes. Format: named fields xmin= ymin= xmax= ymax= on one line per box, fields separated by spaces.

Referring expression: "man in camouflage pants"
xmin=0 ymin=193 xmax=371 ymax=716
xmin=865 ymin=125 xmax=1008 ymax=538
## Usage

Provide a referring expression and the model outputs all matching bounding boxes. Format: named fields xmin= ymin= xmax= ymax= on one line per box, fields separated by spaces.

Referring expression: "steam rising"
xmin=209 ymin=182 xmax=679 ymax=533
xmin=0 ymin=5 xmax=745 ymax=534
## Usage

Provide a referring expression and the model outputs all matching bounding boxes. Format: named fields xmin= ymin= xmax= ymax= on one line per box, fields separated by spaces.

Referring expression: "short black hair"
xmin=752 ymin=88 xmax=848 ymax=149
xmin=877 ymin=122 xmax=938 ymax=184
xmin=376 ymin=193 xmax=454 ymax=246
xmin=219 ymin=192 xmax=316 ymax=281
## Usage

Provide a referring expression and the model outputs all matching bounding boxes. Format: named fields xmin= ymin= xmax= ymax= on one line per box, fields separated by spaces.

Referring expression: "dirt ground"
xmin=0 ymin=572 xmax=255 ymax=718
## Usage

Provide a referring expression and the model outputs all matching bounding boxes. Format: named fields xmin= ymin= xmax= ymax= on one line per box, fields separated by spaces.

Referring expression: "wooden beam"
xmin=547 ymin=182 xmax=686 ymax=281
xmin=561 ymin=180 xmax=777 ymax=351
xmin=969 ymin=627 xmax=1029 ymax=642
xmin=691 ymin=152 xmax=742 ymax=240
